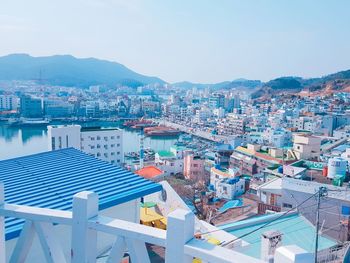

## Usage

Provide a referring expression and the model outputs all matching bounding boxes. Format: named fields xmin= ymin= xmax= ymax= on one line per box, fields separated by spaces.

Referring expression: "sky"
xmin=1 ymin=0 xmax=350 ymax=83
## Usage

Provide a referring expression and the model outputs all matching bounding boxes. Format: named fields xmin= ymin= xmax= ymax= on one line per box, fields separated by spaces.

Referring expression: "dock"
xmin=157 ymin=120 xmax=229 ymax=143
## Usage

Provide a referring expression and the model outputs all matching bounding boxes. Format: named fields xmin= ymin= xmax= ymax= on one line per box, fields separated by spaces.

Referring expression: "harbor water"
xmin=0 ymin=121 xmax=178 ymax=161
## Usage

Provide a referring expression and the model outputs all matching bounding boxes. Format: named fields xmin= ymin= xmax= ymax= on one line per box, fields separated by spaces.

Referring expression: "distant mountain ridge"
xmin=173 ymin=79 xmax=262 ymax=90
xmin=0 ymin=54 xmax=165 ymax=88
xmin=252 ymin=70 xmax=350 ymax=98
xmin=0 ymin=54 xmax=349 ymax=95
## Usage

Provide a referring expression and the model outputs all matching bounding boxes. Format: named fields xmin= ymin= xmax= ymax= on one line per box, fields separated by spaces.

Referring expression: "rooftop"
xmin=157 ymin=150 xmax=175 ymax=158
xmin=0 ymin=148 xmax=162 ymax=240
xmin=221 ymin=213 xmax=337 ymax=259
xmin=135 ymin=165 xmax=164 ymax=179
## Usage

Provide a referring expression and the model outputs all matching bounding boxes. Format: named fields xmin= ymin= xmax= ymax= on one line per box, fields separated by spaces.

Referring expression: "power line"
xmin=221 ymin=191 xmax=320 ymax=248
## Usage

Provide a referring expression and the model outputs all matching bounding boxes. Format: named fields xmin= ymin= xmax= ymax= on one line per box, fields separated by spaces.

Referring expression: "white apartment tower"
xmin=48 ymin=125 xmax=123 ymax=165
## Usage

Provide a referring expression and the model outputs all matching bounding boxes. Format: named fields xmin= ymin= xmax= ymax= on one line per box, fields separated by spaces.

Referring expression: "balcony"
xmin=0 ymin=183 xmax=315 ymax=263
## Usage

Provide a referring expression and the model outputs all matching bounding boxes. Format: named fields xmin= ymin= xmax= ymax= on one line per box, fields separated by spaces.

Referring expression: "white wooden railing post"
xmin=165 ymin=209 xmax=195 ymax=263
xmin=71 ymin=191 xmax=98 ymax=263
xmin=0 ymin=182 xmax=5 ymax=263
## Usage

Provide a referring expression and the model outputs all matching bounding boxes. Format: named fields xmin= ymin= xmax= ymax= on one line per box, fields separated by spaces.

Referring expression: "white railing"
xmin=0 ymin=182 xmax=264 ymax=263
xmin=0 ymin=182 xmax=310 ymax=263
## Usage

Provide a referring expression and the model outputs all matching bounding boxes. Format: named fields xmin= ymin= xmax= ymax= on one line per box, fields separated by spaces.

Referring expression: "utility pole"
xmin=140 ymin=126 xmax=144 ymax=169
xmin=315 ymin=186 xmax=327 ymax=263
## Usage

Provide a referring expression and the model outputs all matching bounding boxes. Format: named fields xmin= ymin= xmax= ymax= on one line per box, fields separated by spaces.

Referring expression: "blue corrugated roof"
xmin=0 ymin=148 xmax=162 ymax=240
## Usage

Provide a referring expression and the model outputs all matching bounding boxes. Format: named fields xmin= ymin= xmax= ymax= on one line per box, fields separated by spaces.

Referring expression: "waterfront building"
xmin=0 ymin=95 xmax=19 ymax=111
xmin=47 ymin=125 xmax=123 ymax=165
xmin=43 ymin=99 xmax=74 ymax=117
xmin=20 ymin=95 xmax=43 ymax=118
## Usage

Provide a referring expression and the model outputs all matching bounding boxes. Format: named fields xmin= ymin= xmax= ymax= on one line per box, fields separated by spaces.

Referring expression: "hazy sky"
xmin=1 ymin=0 xmax=350 ymax=83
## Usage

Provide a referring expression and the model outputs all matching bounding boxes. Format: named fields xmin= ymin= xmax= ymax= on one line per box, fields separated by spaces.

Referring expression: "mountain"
xmin=0 ymin=54 xmax=165 ymax=88
xmin=252 ymin=70 xmax=350 ymax=99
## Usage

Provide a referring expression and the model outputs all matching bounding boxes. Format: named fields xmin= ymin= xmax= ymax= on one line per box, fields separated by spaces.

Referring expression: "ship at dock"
xmin=8 ymin=118 xmax=50 ymax=127
xmin=144 ymin=126 xmax=181 ymax=137
xmin=122 ymin=119 xmax=157 ymax=129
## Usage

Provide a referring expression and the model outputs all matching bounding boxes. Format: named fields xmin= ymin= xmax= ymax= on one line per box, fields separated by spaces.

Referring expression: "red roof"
xmin=135 ymin=166 xmax=164 ymax=179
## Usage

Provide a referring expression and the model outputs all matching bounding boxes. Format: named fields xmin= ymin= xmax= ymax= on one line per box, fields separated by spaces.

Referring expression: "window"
xmin=97 ymin=144 xmax=101 ymax=149
xmin=58 ymin=136 xmax=62 ymax=149
xmin=51 ymin=137 xmax=55 ymax=150
xmin=117 ymin=151 xmax=120 ymax=155
xmin=97 ymin=136 xmax=101 ymax=140
xmin=81 ymin=138 xmax=84 ymax=141
xmin=223 ymin=186 xmax=227 ymax=191
xmin=111 ymin=136 xmax=115 ymax=139
xmin=111 ymin=160 xmax=115 ymax=164
xmin=104 ymin=153 xmax=108 ymax=157
xmin=91 ymin=137 xmax=95 ymax=141
xmin=283 ymin=203 xmax=293 ymax=208
xmin=193 ymin=164 xmax=198 ymax=167
xmin=117 ymin=159 xmax=120 ymax=163
xmin=104 ymin=145 xmax=108 ymax=149
xmin=117 ymin=144 xmax=120 ymax=147
xmin=90 ymin=145 xmax=95 ymax=149
xmin=117 ymin=136 xmax=120 ymax=139
xmin=111 ymin=144 xmax=115 ymax=148
xmin=104 ymin=136 xmax=108 ymax=141
xmin=111 ymin=152 xmax=115 ymax=156
xmin=66 ymin=135 xmax=69 ymax=148
xmin=97 ymin=152 xmax=101 ymax=157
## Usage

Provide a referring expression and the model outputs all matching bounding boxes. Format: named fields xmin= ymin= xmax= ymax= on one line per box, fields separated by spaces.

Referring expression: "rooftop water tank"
xmin=327 ymin=157 xmax=347 ymax=179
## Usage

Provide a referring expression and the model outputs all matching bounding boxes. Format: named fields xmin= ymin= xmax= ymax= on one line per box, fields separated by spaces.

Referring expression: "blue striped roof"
xmin=0 ymin=148 xmax=162 ymax=240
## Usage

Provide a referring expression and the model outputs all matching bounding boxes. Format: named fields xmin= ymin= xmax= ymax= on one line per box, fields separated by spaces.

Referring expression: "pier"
xmin=158 ymin=120 xmax=229 ymax=143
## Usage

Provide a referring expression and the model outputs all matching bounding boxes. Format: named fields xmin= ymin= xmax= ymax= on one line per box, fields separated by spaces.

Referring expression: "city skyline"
xmin=1 ymin=0 xmax=350 ymax=83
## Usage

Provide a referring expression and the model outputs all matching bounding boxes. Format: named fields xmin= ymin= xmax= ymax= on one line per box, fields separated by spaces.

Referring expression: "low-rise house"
xmin=155 ymin=150 xmax=183 ymax=176
xmin=231 ymin=145 xmax=283 ymax=176
xmin=216 ymin=178 xmax=245 ymax=200
xmin=183 ymin=154 xmax=205 ymax=182
xmin=292 ymin=134 xmax=321 ymax=160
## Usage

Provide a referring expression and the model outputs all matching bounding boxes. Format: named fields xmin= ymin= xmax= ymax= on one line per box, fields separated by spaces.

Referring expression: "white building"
xmin=293 ymin=134 xmax=321 ymax=160
xmin=216 ymin=178 xmax=245 ymax=199
xmin=0 ymin=95 xmax=19 ymax=110
xmin=48 ymin=125 xmax=123 ymax=165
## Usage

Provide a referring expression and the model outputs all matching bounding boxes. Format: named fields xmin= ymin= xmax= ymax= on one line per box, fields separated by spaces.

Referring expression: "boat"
xmin=123 ymin=119 xmax=156 ymax=129
xmin=144 ymin=126 xmax=181 ymax=137
xmin=10 ymin=118 xmax=50 ymax=127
